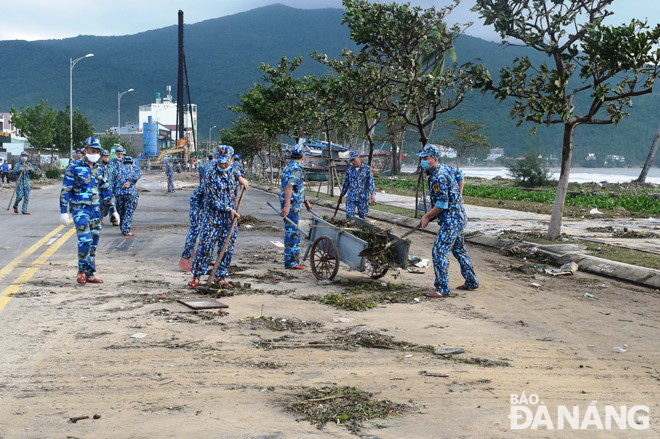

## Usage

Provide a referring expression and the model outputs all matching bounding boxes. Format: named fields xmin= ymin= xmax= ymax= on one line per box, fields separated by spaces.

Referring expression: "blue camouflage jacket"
xmin=231 ymin=161 xmax=245 ymax=177
xmin=427 ymin=164 xmax=462 ymax=222
xmin=13 ymin=162 xmax=33 ymax=188
xmin=279 ymin=160 xmax=305 ymax=209
xmin=60 ymin=159 xmax=115 ymax=214
xmin=341 ymin=163 xmax=375 ymax=201
xmin=202 ymin=164 xmax=238 ymax=222
xmin=116 ymin=164 xmax=142 ymax=197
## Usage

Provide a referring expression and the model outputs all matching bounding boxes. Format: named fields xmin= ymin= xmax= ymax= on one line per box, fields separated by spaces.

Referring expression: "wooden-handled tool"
xmin=358 ymin=224 xmax=422 ymax=258
xmin=208 ymin=187 xmax=246 ymax=284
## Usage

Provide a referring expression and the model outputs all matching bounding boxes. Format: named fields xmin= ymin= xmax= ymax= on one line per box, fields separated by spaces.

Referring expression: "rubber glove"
xmin=60 ymin=213 xmax=70 ymax=226
xmin=111 ymin=212 xmax=120 ymax=224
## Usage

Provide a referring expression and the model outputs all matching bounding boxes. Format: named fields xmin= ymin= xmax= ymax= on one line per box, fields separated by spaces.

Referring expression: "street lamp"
xmin=208 ymin=125 xmax=217 ymax=159
xmin=69 ymin=53 xmax=94 ymax=161
xmin=117 ymin=88 xmax=135 ymax=136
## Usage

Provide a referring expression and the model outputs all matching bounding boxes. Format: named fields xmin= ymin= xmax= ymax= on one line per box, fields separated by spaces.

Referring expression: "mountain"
xmin=1 ymin=4 xmax=658 ymax=165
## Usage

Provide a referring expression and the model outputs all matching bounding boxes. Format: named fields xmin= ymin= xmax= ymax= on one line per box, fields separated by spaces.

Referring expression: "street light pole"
xmin=69 ymin=53 xmax=94 ymax=161
xmin=208 ymin=125 xmax=217 ymax=159
xmin=117 ymin=88 xmax=135 ymax=136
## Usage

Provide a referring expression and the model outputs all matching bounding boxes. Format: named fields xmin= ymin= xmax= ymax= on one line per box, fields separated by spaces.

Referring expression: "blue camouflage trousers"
xmin=72 ymin=205 xmax=102 ymax=276
xmin=13 ymin=185 xmax=30 ymax=213
xmin=432 ymin=210 xmax=478 ymax=294
xmin=346 ymin=198 xmax=368 ymax=219
xmin=283 ymin=208 xmax=301 ymax=268
xmin=167 ymin=175 xmax=175 ymax=192
xmin=191 ymin=212 xmax=237 ymax=278
xmin=117 ymin=194 xmax=138 ymax=234
xmin=182 ymin=204 xmax=202 ymax=259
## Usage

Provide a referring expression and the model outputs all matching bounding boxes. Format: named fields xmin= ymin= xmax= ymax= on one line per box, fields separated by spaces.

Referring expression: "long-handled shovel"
xmin=331 ymin=195 xmax=343 ymax=219
xmin=207 ymin=187 xmax=246 ymax=285
xmin=358 ymin=224 xmax=422 ymax=258
xmin=6 ymin=170 xmax=24 ymax=211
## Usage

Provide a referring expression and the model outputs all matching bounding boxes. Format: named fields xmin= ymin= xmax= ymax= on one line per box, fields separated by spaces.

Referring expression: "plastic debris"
xmin=318 ymin=279 xmax=332 ymax=286
xmin=130 ymin=333 xmax=147 ymax=339
xmin=270 ymin=241 xmax=285 ymax=249
xmin=414 ymin=258 xmax=429 ymax=268
xmin=544 ymin=262 xmax=578 ymax=276
xmin=589 ymin=208 xmax=603 ymax=215
xmin=332 ymin=317 xmax=353 ymax=323
xmin=613 ymin=344 xmax=628 ymax=353
xmin=583 ymin=292 xmax=594 ymax=298
xmin=434 ymin=348 xmax=465 ymax=356
xmin=404 ymin=354 xmax=414 ymax=358
xmin=529 ymin=282 xmax=542 ymax=290
xmin=245 ymin=224 xmax=254 ymax=230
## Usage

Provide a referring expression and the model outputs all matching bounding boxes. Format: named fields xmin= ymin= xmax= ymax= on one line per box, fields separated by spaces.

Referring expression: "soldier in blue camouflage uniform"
xmin=13 ymin=151 xmax=33 ymax=215
xmin=419 ymin=145 xmax=478 ymax=297
xmin=107 ymin=145 xmax=125 ymax=226
xmin=75 ymin=148 xmax=84 ymax=161
xmin=60 ymin=137 xmax=119 ymax=285
xmin=179 ymin=160 xmax=207 ymax=269
xmin=340 ymin=150 xmax=376 ymax=219
xmin=165 ymin=160 xmax=175 ymax=192
xmin=279 ymin=144 xmax=313 ymax=269
xmin=115 ymin=156 xmax=141 ymax=236
xmin=188 ymin=148 xmax=249 ymax=287
xmin=99 ymin=150 xmax=114 ymax=221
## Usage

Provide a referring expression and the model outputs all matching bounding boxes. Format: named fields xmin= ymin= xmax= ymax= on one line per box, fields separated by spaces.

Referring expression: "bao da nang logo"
xmin=509 ymin=393 xmax=649 ymax=430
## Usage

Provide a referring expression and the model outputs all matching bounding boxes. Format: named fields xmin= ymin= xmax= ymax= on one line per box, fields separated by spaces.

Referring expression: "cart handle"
xmin=266 ymin=201 xmax=310 ymax=240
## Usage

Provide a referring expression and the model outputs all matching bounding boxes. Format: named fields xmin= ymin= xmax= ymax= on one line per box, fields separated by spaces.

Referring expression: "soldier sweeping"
xmin=418 ymin=145 xmax=478 ymax=297
xmin=12 ymin=151 xmax=33 ymax=215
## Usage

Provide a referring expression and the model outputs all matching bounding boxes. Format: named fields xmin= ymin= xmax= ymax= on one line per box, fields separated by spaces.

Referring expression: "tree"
xmin=220 ymin=117 xmax=270 ymax=177
xmin=473 ymin=0 xmax=660 ymax=239
xmin=506 ymin=154 xmax=551 ymax=188
xmin=53 ymin=106 xmax=94 ymax=156
xmin=442 ymin=119 xmax=490 ymax=167
xmin=636 ymin=120 xmax=660 ymax=183
xmin=342 ymin=0 xmax=485 ymax=149
xmin=10 ymin=100 xmax=56 ymax=153
xmin=312 ymin=50 xmax=386 ymax=165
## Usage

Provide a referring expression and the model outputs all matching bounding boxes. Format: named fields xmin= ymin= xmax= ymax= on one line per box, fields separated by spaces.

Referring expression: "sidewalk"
xmin=320 ymin=185 xmax=660 ymax=256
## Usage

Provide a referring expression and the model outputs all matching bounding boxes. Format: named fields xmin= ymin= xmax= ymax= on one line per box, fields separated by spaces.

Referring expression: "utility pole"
xmin=69 ymin=53 xmax=94 ymax=161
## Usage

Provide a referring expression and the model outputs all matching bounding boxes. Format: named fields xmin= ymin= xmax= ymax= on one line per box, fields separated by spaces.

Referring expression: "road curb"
xmin=253 ymin=183 xmax=660 ymax=290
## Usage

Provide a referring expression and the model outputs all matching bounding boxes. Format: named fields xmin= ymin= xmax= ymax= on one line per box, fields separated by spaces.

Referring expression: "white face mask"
xmin=86 ymin=153 xmax=100 ymax=163
xmin=20 ymin=156 xmax=27 ymax=162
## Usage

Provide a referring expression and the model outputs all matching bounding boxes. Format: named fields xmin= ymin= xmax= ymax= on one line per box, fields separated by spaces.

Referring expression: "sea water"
xmin=400 ymin=166 xmax=660 ymax=184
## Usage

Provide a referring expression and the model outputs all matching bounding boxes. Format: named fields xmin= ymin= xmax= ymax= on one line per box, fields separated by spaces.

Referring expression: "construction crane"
xmin=156 ymin=10 xmax=196 ymax=164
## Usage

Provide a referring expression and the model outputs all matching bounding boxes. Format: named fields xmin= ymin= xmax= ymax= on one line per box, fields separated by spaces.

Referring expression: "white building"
xmin=137 ymin=85 xmax=197 ymax=152
xmin=486 ymin=147 xmax=505 ymax=162
xmin=0 ymin=112 xmax=31 ymax=156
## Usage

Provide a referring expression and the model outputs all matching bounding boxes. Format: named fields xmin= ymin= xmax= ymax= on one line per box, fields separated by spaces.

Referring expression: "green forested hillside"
xmin=1 ymin=4 xmax=657 ymax=164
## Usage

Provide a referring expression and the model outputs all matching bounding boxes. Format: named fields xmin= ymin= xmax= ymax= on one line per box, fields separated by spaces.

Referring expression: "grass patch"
xmin=308 ymin=282 xmax=425 ymax=311
xmin=286 ymin=386 xmax=408 ymax=434
xmin=581 ymin=242 xmax=660 ymax=270
xmin=320 ymin=294 xmax=378 ymax=311
xmin=239 ymin=316 xmax=323 ymax=333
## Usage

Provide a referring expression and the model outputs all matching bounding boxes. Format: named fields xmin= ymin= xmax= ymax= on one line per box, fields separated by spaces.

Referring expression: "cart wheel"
xmin=310 ymin=236 xmax=339 ymax=281
xmin=365 ymin=259 xmax=389 ymax=280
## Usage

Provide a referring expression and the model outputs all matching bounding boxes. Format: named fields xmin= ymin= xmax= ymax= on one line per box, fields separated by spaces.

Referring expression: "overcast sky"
xmin=2 ymin=0 xmax=658 ymax=42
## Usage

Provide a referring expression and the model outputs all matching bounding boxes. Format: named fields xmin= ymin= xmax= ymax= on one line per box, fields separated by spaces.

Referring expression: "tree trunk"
xmin=636 ymin=120 xmax=660 ymax=183
xmin=268 ymin=143 xmax=273 ymax=183
xmin=548 ymin=123 xmax=576 ymax=240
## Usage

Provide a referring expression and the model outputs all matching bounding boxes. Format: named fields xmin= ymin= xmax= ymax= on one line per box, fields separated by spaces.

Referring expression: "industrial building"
xmin=138 ymin=85 xmax=197 ymax=156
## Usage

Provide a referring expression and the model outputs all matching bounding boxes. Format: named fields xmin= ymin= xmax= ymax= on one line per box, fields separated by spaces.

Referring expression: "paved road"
xmin=0 ymin=173 xmax=333 ymax=310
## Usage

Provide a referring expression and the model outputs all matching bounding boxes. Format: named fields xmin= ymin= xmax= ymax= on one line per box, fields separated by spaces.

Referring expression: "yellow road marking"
xmin=0 ymin=227 xmax=76 ymax=312
xmin=0 ymin=225 xmax=64 ymax=284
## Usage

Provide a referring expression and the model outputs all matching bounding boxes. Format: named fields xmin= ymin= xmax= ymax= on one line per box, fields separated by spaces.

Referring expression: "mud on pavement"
xmin=0 ymin=183 xmax=658 ymax=438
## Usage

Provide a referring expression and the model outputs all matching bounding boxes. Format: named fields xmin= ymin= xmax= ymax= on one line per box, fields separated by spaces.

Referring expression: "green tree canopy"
xmin=473 ymin=0 xmax=660 ymax=239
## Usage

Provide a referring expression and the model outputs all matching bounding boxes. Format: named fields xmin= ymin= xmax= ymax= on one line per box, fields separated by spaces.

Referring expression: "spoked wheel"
xmin=310 ymin=236 xmax=340 ymax=281
xmin=365 ymin=258 xmax=389 ymax=280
